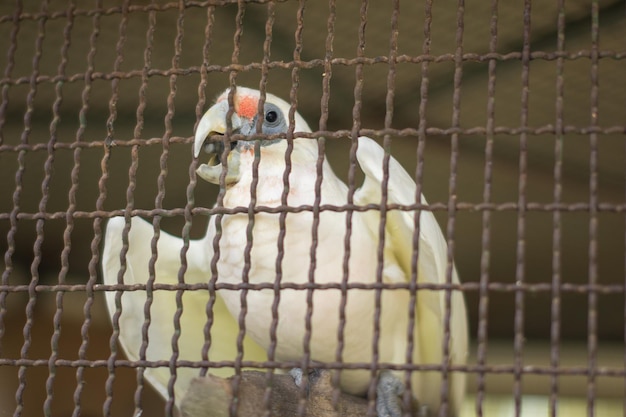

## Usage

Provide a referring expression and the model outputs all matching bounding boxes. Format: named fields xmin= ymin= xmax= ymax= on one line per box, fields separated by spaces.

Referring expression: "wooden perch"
xmin=180 ymin=370 xmax=370 ymax=417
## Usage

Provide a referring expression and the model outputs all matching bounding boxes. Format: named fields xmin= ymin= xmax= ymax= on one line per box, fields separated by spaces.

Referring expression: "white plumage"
xmin=102 ymin=87 xmax=468 ymax=415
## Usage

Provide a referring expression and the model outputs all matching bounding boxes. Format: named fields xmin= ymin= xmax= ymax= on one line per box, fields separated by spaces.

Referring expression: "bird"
xmin=102 ymin=86 xmax=468 ymax=416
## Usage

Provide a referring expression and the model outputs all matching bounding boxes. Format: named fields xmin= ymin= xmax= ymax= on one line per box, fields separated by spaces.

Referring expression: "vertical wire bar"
xmin=475 ymin=1 xmax=498 ymax=416
xmin=162 ymin=3 xmax=186 ymax=415
xmin=336 ymin=0 xmax=367 ymax=410
xmin=99 ymin=182 xmax=116 ymax=416
xmin=513 ymin=1 xmax=532 ymax=416
xmin=108 ymin=186 xmax=137 ymax=417
xmin=318 ymin=0 xmax=335 ymax=135
xmin=62 ymin=25 xmax=94 ymax=417
xmin=72 ymin=2 xmax=103 ymax=415
xmin=103 ymin=1 xmax=132 ymax=414
xmin=550 ymin=1 xmax=566 ymax=416
xmin=611 ymin=1 xmax=626 ymax=393
xmin=0 ymin=0 xmax=22 ymax=145
xmin=622 ymin=55 xmax=626 ymax=416
xmin=439 ymin=0 xmax=465 ymax=415
xmin=251 ymin=3 xmax=276 ymax=397
xmin=366 ymin=2 xmax=399 ymax=416
xmin=297 ymin=1 xmax=335 ymax=416
xmin=13 ymin=1 xmax=48 ymax=414
xmin=106 ymin=147 xmax=138 ymax=417
xmin=241 ymin=88 xmax=261 ymax=417
xmin=197 ymin=4 xmax=216 ymax=380
xmin=224 ymin=4 xmax=245 ymax=417
xmin=178 ymin=127 xmax=201 ymax=417
xmin=0 ymin=0 xmax=23 ymax=358
xmin=98 ymin=157 xmax=115 ymax=417
xmin=173 ymin=170 xmax=199 ymax=414
xmin=130 ymin=2 xmax=156 ymax=413
xmin=403 ymin=0 xmax=422 ymax=409
xmin=316 ymin=3 xmax=336 ymax=411
xmin=414 ymin=0 xmax=433 ymax=411
xmin=587 ymin=1 xmax=600 ymax=416
xmin=255 ymin=4 xmax=279 ymax=416
xmin=237 ymin=0 xmax=266 ymax=408
xmin=43 ymin=2 xmax=75 ymax=415
xmin=177 ymin=115 xmax=199 ymax=417
xmin=123 ymin=145 xmax=141 ymax=408
xmin=287 ymin=2 xmax=308 ymax=415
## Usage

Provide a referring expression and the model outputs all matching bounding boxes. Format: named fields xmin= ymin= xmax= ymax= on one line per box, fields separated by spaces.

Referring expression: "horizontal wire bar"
xmin=0 ymin=201 xmax=624 ymax=222
xmin=0 ymin=281 xmax=623 ymax=295
xmin=0 ymin=0 xmax=292 ymax=24
xmin=0 ymin=357 xmax=623 ymax=378
xmin=0 ymin=50 xmax=624 ymax=88
xmin=0 ymin=123 xmax=625 ymax=153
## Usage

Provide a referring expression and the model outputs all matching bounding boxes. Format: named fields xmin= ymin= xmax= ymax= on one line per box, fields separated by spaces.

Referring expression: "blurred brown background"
xmin=0 ymin=0 xmax=624 ymax=416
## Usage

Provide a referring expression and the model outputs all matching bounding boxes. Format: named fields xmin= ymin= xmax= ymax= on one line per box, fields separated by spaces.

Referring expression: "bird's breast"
xmin=211 ymin=209 xmax=409 ymax=367
xmin=210 ymin=161 xmax=414 ymax=395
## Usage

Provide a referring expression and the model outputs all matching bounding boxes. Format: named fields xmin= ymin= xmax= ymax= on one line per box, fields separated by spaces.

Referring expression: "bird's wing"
xmin=101 ymin=216 xmax=267 ymax=401
xmin=353 ymin=136 xmax=468 ymax=411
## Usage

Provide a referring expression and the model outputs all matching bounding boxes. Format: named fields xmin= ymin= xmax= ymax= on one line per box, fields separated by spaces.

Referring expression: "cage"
xmin=0 ymin=1 xmax=625 ymax=416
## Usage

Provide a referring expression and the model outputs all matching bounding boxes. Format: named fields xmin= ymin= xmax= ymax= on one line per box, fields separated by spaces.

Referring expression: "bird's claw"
xmin=375 ymin=372 xmax=432 ymax=417
xmin=289 ymin=367 xmax=321 ymax=396
xmin=376 ymin=371 xmax=406 ymax=417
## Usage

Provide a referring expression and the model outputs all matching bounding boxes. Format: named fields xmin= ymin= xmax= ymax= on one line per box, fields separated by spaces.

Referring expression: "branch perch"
xmin=180 ymin=370 xmax=370 ymax=417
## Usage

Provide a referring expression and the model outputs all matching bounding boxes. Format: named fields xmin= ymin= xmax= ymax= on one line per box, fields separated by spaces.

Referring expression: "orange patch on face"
xmin=236 ymin=95 xmax=259 ymax=120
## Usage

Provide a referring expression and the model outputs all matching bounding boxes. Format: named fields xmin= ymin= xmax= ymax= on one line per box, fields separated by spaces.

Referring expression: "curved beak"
xmin=194 ymin=100 xmax=243 ymax=185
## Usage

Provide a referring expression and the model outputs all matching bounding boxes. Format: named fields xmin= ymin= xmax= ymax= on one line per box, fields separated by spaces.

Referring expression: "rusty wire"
xmin=1 ymin=1 xmax=625 ymax=417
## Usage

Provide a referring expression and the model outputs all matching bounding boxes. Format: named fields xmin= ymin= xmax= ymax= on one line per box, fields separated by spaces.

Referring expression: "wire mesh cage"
xmin=0 ymin=1 xmax=625 ymax=416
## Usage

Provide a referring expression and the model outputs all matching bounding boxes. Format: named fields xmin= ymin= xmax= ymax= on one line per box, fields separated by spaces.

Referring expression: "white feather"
xmin=101 ymin=216 xmax=267 ymax=401
xmin=354 ymin=136 xmax=468 ymax=413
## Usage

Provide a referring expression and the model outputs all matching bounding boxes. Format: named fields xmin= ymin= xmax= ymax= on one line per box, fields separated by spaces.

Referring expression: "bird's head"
xmin=193 ymin=87 xmax=312 ymax=185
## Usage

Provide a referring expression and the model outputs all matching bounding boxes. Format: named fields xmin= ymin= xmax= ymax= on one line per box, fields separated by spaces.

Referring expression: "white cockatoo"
xmin=102 ymin=86 xmax=468 ymax=416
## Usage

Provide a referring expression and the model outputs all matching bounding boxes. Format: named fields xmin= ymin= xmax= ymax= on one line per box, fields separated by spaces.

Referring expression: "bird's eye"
xmin=265 ymin=110 xmax=278 ymax=124
xmin=261 ymin=103 xmax=285 ymax=134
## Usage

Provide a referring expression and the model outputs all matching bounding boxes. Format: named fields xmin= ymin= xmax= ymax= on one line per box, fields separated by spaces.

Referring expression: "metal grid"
xmin=0 ymin=1 xmax=625 ymax=416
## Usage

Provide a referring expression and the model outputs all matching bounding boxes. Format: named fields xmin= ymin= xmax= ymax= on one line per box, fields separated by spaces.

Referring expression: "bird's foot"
xmin=289 ymin=367 xmax=321 ymax=396
xmin=376 ymin=371 xmax=405 ymax=417
xmin=376 ymin=372 xmax=431 ymax=417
